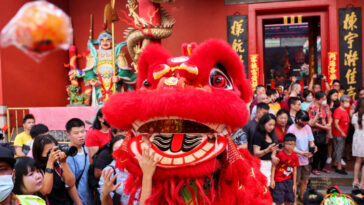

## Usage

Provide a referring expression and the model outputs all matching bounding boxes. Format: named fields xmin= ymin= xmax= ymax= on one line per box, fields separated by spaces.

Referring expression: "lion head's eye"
xmin=209 ymin=68 xmax=233 ymax=90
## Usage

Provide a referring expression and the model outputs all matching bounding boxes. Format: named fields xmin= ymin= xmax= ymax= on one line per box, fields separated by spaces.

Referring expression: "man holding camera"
xmin=66 ymin=118 xmax=92 ymax=205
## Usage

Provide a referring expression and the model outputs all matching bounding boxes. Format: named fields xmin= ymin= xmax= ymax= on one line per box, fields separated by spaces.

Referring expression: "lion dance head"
xmin=103 ymin=39 xmax=272 ymax=204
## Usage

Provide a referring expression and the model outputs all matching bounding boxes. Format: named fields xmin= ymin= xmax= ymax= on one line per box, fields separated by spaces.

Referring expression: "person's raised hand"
xmin=47 ymin=147 xmax=60 ymax=166
xmin=136 ymin=147 xmax=159 ymax=179
xmin=291 ymin=76 xmax=297 ymax=83
xmin=313 ymin=74 xmax=317 ymax=79
xmin=101 ymin=168 xmax=121 ymax=197
xmin=58 ymin=151 xmax=68 ymax=163
xmin=45 ymin=147 xmax=60 ymax=169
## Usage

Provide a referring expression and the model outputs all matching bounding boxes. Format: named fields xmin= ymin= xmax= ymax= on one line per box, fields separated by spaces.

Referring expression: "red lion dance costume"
xmin=103 ymin=39 xmax=272 ymax=204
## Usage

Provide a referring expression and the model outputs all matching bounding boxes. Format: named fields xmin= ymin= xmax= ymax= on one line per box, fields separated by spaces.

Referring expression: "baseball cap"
xmin=86 ymin=105 xmax=103 ymax=125
xmin=0 ymin=146 xmax=15 ymax=168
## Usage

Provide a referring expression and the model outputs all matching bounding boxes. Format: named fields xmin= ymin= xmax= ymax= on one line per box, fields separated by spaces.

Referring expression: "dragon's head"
xmin=104 ymin=39 xmax=252 ymax=177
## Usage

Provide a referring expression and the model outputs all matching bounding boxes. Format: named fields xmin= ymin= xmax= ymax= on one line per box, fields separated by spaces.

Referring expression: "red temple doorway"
xmin=262 ymin=15 xmax=323 ymax=89
xmin=248 ymin=0 xmax=337 ymax=89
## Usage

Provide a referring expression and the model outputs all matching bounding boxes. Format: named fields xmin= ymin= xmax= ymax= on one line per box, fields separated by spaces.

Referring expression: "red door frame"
xmin=248 ymin=0 xmax=338 ymax=85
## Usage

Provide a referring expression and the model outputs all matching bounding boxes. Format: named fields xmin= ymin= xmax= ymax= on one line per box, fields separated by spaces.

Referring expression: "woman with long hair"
xmin=253 ymin=113 xmax=278 ymax=186
xmin=326 ymin=89 xmax=340 ymax=165
xmin=327 ymin=89 xmax=340 ymax=113
xmin=352 ymin=99 xmax=364 ymax=189
xmin=32 ymin=134 xmax=75 ymax=205
xmin=85 ymin=108 xmax=112 ymax=163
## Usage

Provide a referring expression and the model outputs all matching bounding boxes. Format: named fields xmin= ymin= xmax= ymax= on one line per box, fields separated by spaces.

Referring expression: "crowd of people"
xmin=0 ymin=75 xmax=363 ymax=205
xmin=234 ymin=75 xmax=364 ymax=204
xmin=0 ymin=108 xmax=137 ymax=205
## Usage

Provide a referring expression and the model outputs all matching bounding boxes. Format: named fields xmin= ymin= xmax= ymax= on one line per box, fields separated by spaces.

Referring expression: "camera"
xmin=58 ymin=144 xmax=78 ymax=157
xmin=48 ymin=144 xmax=78 ymax=157
xmin=278 ymin=143 xmax=284 ymax=149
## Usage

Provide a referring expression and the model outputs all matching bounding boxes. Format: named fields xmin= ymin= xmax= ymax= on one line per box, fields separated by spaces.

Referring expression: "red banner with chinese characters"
xmin=249 ymin=54 xmax=259 ymax=92
xmin=327 ymin=52 xmax=339 ymax=87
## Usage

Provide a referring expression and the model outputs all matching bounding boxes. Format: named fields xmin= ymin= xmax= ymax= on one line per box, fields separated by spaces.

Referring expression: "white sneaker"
xmin=341 ymin=159 xmax=346 ymax=166
xmin=326 ymin=157 xmax=332 ymax=164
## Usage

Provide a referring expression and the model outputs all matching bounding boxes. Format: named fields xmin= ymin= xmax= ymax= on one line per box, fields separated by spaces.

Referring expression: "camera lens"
xmin=67 ymin=146 xmax=78 ymax=157
xmin=58 ymin=144 xmax=78 ymax=157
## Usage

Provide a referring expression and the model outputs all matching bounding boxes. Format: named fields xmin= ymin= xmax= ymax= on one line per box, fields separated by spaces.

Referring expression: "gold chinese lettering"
xmin=328 ymin=52 xmax=338 ymax=84
xmin=231 ymin=20 xmax=244 ymax=37
xmin=347 ymin=86 xmax=356 ymax=100
xmin=232 ymin=39 xmax=245 ymax=53
xmin=250 ymin=55 xmax=259 ymax=90
xmin=345 ymin=68 xmax=357 ymax=85
xmin=239 ymin=55 xmax=244 ymax=64
xmin=344 ymin=32 xmax=359 ymax=49
xmin=344 ymin=12 xmax=358 ymax=31
xmin=344 ymin=50 xmax=359 ymax=67
xmin=329 ymin=52 xmax=336 ymax=60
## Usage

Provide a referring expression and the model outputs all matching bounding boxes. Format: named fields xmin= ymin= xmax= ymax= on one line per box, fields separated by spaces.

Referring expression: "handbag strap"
xmin=76 ymin=146 xmax=88 ymax=188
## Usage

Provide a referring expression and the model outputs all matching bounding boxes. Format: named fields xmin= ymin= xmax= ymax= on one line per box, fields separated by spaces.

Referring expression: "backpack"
xmin=350 ymin=189 xmax=364 ymax=205
xmin=303 ymin=184 xmax=324 ymax=205
xmin=87 ymin=143 xmax=111 ymax=205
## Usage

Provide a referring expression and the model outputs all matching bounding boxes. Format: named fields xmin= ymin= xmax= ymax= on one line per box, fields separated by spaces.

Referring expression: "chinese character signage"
xmin=249 ymin=54 xmax=259 ymax=92
xmin=339 ymin=7 xmax=362 ymax=100
xmin=227 ymin=15 xmax=248 ymax=77
xmin=327 ymin=52 xmax=338 ymax=86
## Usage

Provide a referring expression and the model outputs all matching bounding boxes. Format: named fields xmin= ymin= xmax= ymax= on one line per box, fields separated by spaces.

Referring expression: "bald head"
xmin=257 ymin=93 xmax=270 ymax=104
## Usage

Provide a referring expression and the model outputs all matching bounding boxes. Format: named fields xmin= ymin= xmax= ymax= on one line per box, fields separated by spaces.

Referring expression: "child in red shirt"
xmin=270 ymin=133 xmax=299 ymax=205
xmin=332 ymin=95 xmax=351 ymax=175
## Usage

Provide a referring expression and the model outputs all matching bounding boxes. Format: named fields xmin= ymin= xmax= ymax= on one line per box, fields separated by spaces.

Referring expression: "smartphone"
xmin=309 ymin=146 xmax=315 ymax=154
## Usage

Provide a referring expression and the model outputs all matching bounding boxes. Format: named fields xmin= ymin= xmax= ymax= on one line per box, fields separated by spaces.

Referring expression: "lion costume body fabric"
xmin=103 ymin=39 xmax=272 ymax=204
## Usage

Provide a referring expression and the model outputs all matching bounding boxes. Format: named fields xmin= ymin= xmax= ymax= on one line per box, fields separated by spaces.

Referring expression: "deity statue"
xmin=83 ymin=31 xmax=136 ymax=106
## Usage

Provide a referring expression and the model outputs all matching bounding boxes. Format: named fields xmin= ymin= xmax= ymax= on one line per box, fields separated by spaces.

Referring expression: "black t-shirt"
xmin=252 ymin=131 xmax=276 ymax=160
xmin=44 ymin=166 xmax=71 ymax=205
xmin=94 ymin=148 xmax=113 ymax=170
xmin=244 ymin=120 xmax=278 ymax=155
xmin=243 ymin=120 xmax=258 ymax=154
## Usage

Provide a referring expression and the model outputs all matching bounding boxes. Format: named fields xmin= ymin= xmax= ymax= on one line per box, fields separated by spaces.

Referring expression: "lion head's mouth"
xmin=129 ymin=118 xmax=228 ymax=168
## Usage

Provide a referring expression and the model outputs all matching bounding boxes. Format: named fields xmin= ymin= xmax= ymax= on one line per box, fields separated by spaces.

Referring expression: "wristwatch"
xmin=45 ymin=168 xmax=54 ymax=173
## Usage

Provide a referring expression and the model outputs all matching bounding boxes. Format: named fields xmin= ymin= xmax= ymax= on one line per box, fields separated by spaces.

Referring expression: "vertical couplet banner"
xmin=227 ymin=15 xmax=249 ymax=77
xmin=339 ymin=7 xmax=362 ymax=100
xmin=249 ymin=54 xmax=259 ymax=92
xmin=327 ymin=52 xmax=339 ymax=86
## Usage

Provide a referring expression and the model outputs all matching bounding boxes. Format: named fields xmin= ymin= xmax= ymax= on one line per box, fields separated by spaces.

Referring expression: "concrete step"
xmin=310 ymin=171 xmax=355 ymax=194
